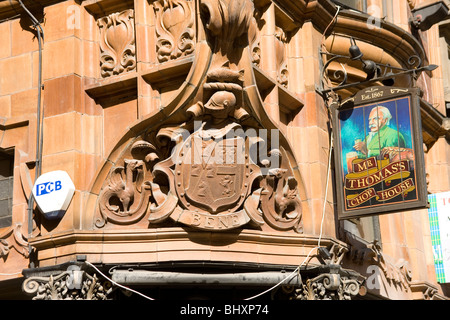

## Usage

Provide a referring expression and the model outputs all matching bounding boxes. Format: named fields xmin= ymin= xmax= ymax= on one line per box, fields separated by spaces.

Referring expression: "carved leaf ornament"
xmin=275 ymin=27 xmax=288 ymax=87
xmin=23 ymin=272 xmax=112 ymax=300
xmin=154 ymin=0 xmax=195 ymax=62
xmin=0 ymin=224 xmax=29 ymax=259
xmin=98 ymin=9 xmax=136 ymax=77
xmin=94 ymin=0 xmax=305 ymax=233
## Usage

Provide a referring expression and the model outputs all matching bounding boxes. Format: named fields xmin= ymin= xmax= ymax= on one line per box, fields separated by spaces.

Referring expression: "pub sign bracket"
xmin=317 ymin=37 xmax=438 ymax=100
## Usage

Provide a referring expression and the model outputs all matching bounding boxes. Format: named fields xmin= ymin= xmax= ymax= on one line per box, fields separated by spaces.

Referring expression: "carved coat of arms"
xmin=176 ymin=123 xmax=249 ymax=214
xmin=94 ymin=0 xmax=304 ymax=233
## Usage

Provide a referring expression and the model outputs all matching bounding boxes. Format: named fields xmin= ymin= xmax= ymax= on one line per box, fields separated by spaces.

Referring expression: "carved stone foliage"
xmin=23 ymin=269 xmax=112 ymax=300
xmin=98 ymin=9 xmax=136 ymax=77
xmin=293 ymin=246 xmax=362 ymax=300
xmin=0 ymin=223 xmax=29 ymax=259
xmin=274 ymin=26 xmax=288 ymax=87
xmin=274 ymin=245 xmax=363 ymax=301
xmin=153 ymin=0 xmax=195 ymax=62
xmin=247 ymin=6 xmax=262 ymax=68
xmin=94 ymin=0 xmax=304 ymax=233
xmin=293 ymin=271 xmax=361 ymax=300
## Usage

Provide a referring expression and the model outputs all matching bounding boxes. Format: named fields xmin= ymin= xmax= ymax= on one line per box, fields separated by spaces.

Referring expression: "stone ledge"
xmin=28 ymin=228 xmax=347 ymax=267
xmin=84 ymin=72 xmax=138 ymax=105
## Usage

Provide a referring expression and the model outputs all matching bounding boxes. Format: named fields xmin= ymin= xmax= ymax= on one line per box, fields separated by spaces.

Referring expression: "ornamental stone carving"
xmin=94 ymin=0 xmax=304 ymax=233
xmin=249 ymin=9 xmax=261 ymax=67
xmin=275 ymin=26 xmax=288 ymax=87
xmin=293 ymin=271 xmax=361 ymax=300
xmin=97 ymin=157 xmax=153 ymax=227
xmin=96 ymin=100 xmax=303 ymax=232
xmin=273 ymin=245 xmax=363 ymax=301
xmin=291 ymin=245 xmax=362 ymax=300
xmin=154 ymin=0 xmax=195 ymax=62
xmin=0 ymin=223 xmax=29 ymax=259
xmin=98 ymin=9 xmax=136 ymax=77
xmin=23 ymin=268 xmax=112 ymax=300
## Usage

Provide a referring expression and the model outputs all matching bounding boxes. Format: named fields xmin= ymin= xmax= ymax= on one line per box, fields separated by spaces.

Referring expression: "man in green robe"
xmin=354 ymin=105 xmax=406 ymax=159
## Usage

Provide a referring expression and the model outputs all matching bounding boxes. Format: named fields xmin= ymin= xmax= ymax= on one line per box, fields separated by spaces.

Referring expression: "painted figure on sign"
xmin=353 ymin=106 xmax=406 ymax=159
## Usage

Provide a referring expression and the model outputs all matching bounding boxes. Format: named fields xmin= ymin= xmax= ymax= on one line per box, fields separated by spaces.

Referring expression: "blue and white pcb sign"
xmin=32 ymin=171 xmax=75 ymax=220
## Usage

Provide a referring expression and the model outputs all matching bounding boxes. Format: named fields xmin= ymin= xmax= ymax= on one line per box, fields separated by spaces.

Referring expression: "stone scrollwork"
xmin=23 ymin=268 xmax=112 ymax=300
xmin=294 ymin=271 xmax=361 ymax=300
xmin=200 ymin=0 xmax=256 ymax=72
xmin=0 ymin=223 xmax=30 ymax=259
xmin=273 ymin=243 xmax=363 ymax=300
xmin=275 ymin=260 xmax=363 ymax=301
xmin=154 ymin=0 xmax=195 ymax=63
xmin=259 ymin=151 xmax=303 ymax=232
xmin=247 ymin=6 xmax=262 ymax=68
xmin=98 ymin=9 xmax=136 ymax=77
xmin=249 ymin=24 xmax=261 ymax=67
xmin=96 ymin=141 xmax=158 ymax=227
xmin=275 ymin=26 xmax=288 ymax=88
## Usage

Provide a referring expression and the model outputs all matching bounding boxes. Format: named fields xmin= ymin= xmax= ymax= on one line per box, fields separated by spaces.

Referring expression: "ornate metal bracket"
xmin=318 ymin=37 xmax=438 ymax=98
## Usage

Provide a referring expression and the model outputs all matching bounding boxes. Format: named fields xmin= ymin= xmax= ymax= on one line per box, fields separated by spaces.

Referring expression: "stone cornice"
xmin=324 ymin=5 xmax=425 ymax=68
xmin=0 ymin=0 xmax=425 ymax=68
xmin=266 ymin=0 xmax=427 ymax=71
xmin=29 ymin=228 xmax=349 ymax=267
xmin=271 ymin=0 xmax=335 ymax=29
xmin=29 ymin=228 xmax=347 ymax=248
xmin=338 ymin=13 xmax=424 ymax=65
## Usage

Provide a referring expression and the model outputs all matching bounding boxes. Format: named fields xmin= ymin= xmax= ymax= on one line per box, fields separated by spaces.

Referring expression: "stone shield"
xmin=174 ymin=132 xmax=252 ymax=215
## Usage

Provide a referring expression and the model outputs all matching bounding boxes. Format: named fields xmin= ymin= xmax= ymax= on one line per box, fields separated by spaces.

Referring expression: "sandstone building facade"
xmin=0 ymin=0 xmax=449 ymax=300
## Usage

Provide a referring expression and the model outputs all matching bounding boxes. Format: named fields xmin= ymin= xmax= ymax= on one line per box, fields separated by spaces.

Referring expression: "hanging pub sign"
xmin=332 ymin=86 xmax=428 ymax=220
